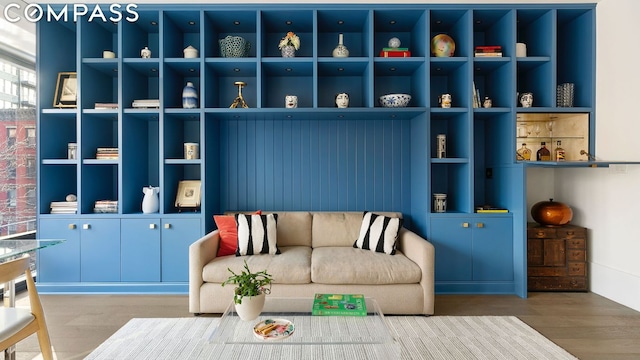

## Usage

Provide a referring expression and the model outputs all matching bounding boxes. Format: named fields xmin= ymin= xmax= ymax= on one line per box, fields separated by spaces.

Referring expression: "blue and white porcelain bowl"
xmin=379 ymin=93 xmax=412 ymax=108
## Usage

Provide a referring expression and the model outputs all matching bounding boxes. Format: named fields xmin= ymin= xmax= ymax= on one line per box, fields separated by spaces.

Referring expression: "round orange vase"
xmin=531 ymin=198 xmax=573 ymax=227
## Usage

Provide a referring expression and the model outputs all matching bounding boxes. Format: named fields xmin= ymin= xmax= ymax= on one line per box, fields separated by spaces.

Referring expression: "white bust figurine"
xmin=285 ymin=95 xmax=298 ymax=108
xmin=520 ymin=92 xmax=533 ymax=108
xmin=335 ymin=92 xmax=349 ymax=108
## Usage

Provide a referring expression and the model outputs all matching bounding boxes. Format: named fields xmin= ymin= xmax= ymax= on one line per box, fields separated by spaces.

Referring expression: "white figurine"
xmin=285 ymin=95 xmax=298 ymax=108
xmin=335 ymin=93 xmax=349 ymax=108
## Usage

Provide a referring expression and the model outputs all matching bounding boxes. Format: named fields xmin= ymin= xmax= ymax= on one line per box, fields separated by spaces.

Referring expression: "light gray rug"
xmin=85 ymin=316 xmax=578 ymax=360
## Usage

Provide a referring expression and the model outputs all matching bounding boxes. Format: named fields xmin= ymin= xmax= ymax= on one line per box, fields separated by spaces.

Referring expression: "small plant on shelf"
xmin=278 ymin=31 xmax=300 ymax=50
xmin=222 ymin=260 xmax=273 ymax=305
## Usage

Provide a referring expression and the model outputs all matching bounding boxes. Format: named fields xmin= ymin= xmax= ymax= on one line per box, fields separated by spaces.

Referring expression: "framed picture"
xmin=175 ymin=180 xmax=201 ymax=208
xmin=53 ymin=72 xmax=77 ymax=108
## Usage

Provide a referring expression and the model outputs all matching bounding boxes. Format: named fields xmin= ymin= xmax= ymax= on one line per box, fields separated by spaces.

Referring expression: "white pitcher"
xmin=142 ymin=186 xmax=159 ymax=213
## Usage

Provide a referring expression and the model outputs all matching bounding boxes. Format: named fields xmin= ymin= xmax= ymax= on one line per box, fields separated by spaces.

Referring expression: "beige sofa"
xmin=189 ymin=212 xmax=435 ymax=315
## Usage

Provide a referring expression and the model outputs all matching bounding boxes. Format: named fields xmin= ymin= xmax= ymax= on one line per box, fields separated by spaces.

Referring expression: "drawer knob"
xmin=149 ymin=224 xmax=157 ymax=229
xmin=476 ymin=222 xmax=484 ymax=228
xmin=83 ymin=224 xmax=90 ymax=230
xmin=164 ymin=223 xmax=171 ymax=229
xmin=537 ymin=231 xmax=545 ymax=236
xmin=68 ymin=224 xmax=76 ymax=230
xmin=567 ymin=231 xmax=574 ymax=235
xmin=462 ymin=222 xmax=469 ymax=228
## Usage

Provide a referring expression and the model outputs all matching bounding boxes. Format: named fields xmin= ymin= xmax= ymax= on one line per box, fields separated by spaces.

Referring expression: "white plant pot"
xmin=234 ymin=292 xmax=266 ymax=321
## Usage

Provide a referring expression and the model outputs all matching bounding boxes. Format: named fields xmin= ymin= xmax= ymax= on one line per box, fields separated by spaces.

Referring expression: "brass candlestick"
xmin=229 ymin=81 xmax=249 ymax=108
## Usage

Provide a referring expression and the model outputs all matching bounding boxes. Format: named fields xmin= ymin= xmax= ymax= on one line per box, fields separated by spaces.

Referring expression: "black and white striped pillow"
xmin=235 ymin=214 xmax=280 ymax=256
xmin=353 ymin=212 xmax=403 ymax=255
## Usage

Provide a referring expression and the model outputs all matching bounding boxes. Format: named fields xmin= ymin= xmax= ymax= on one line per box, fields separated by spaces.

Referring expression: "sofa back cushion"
xmin=226 ymin=211 xmax=312 ymax=247
xmin=312 ymin=212 xmax=402 ymax=248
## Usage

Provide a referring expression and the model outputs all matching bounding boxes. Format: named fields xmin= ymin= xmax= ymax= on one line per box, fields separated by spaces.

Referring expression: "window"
xmin=7 ymin=160 xmax=16 ymax=178
xmin=26 ymin=187 xmax=36 ymax=207
xmin=26 ymin=156 xmax=35 ymax=177
xmin=26 ymin=127 xmax=35 ymax=146
xmin=6 ymin=126 xmax=16 ymax=147
xmin=7 ymin=189 xmax=16 ymax=207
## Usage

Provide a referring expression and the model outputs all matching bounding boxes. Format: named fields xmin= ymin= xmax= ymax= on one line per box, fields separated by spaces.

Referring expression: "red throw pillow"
xmin=213 ymin=210 xmax=262 ymax=257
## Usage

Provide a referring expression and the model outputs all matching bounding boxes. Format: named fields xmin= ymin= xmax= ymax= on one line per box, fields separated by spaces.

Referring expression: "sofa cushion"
xmin=203 ymin=246 xmax=311 ymax=284
xmin=312 ymin=212 xmax=402 ymax=248
xmin=311 ymin=247 xmax=421 ymax=284
xmin=354 ymin=212 xmax=403 ymax=255
xmin=236 ymin=214 xmax=280 ymax=256
xmin=227 ymin=211 xmax=312 ymax=247
xmin=213 ymin=215 xmax=238 ymax=257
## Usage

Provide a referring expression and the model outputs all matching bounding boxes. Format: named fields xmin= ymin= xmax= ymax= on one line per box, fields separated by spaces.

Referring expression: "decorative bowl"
xmin=531 ymin=198 xmax=573 ymax=227
xmin=379 ymin=93 xmax=412 ymax=108
xmin=431 ymin=34 xmax=455 ymax=57
xmin=219 ymin=35 xmax=251 ymax=58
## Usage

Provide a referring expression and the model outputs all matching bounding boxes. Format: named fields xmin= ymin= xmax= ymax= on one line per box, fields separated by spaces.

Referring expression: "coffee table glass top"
xmin=0 ymin=239 xmax=65 ymax=261
xmin=209 ymin=296 xmax=399 ymax=357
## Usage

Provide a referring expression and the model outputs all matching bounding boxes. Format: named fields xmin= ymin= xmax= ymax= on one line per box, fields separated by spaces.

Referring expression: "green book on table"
xmin=312 ymin=294 xmax=367 ymax=316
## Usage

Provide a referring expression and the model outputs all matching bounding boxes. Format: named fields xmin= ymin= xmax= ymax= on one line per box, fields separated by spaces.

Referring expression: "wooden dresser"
xmin=527 ymin=223 xmax=588 ymax=291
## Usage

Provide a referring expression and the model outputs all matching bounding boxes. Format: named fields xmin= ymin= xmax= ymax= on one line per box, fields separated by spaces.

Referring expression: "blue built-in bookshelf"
xmin=36 ymin=4 xmax=596 ymax=296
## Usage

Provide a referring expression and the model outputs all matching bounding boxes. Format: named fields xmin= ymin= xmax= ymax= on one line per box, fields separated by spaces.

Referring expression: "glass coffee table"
xmin=209 ymin=297 xmax=400 ymax=359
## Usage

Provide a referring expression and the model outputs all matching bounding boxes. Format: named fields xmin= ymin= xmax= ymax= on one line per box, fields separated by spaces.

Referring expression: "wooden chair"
xmin=0 ymin=255 xmax=53 ymax=360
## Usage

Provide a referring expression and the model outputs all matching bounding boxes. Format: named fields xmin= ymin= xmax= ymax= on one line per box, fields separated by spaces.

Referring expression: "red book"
xmin=379 ymin=50 xmax=412 ymax=57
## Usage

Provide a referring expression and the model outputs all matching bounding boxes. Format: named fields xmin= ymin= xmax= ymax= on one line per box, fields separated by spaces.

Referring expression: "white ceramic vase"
xmin=234 ymin=292 xmax=266 ymax=321
xmin=332 ymin=33 xmax=349 ymax=57
xmin=182 ymin=82 xmax=198 ymax=109
xmin=142 ymin=186 xmax=159 ymax=213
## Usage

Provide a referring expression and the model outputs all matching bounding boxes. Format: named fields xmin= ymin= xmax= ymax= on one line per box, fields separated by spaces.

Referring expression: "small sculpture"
xmin=335 ymin=93 xmax=349 ymax=108
xmin=140 ymin=46 xmax=151 ymax=58
xmin=388 ymin=37 xmax=401 ymax=48
xmin=285 ymin=95 xmax=298 ymax=108
xmin=183 ymin=45 xmax=198 ymax=58
xmin=483 ymin=96 xmax=492 ymax=108
xmin=230 ymin=81 xmax=249 ymax=108
xmin=520 ymin=92 xmax=533 ymax=108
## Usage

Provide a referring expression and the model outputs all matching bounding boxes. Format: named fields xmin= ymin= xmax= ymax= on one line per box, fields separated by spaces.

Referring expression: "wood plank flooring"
xmin=12 ymin=292 xmax=640 ymax=360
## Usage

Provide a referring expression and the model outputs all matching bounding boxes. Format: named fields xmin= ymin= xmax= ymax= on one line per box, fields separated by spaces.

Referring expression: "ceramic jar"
xmin=335 ymin=93 xmax=349 ymax=108
xmin=182 ymin=82 xmax=198 ymax=109
xmin=140 ymin=46 xmax=151 ymax=58
xmin=183 ymin=45 xmax=198 ymax=58
xmin=219 ymin=36 xmax=250 ymax=57
xmin=531 ymin=198 xmax=573 ymax=227
xmin=285 ymin=95 xmax=298 ymax=108
xmin=332 ymin=33 xmax=349 ymax=57
xmin=142 ymin=186 xmax=159 ymax=213
xmin=281 ymin=45 xmax=296 ymax=58
xmin=439 ymin=93 xmax=452 ymax=108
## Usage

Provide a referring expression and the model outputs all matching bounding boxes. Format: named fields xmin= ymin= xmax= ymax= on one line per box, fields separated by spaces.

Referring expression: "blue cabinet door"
xmin=37 ymin=218 xmax=81 ymax=282
xmin=430 ymin=217 xmax=473 ymax=281
xmin=80 ymin=219 xmax=121 ymax=282
xmin=161 ymin=218 xmax=200 ymax=282
xmin=121 ymin=219 xmax=161 ymax=282
xmin=472 ymin=217 xmax=513 ymax=281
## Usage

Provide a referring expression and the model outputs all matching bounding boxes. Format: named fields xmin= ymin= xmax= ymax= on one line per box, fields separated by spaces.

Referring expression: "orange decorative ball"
xmin=531 ymin=198 xmax=573 ymax=227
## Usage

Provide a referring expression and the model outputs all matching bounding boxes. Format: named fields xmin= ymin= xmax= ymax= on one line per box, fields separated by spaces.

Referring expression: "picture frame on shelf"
xmin=175 ymin=180 xmax=201 ymax=210
xmin=53 ymin=72 xmax=77 ymax=108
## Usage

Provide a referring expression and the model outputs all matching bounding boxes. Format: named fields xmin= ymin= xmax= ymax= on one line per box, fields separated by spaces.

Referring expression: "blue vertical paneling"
xmin=220 ymin=117 xmax=410 ymax=212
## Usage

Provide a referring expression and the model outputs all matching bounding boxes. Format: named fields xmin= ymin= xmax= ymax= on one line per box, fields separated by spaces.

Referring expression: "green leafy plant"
xmin=221 ymin=260 xmax=273 ymax=305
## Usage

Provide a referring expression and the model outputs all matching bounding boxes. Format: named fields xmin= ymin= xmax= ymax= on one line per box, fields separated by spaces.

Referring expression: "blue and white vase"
xmin=182 ymin=82 xmax=198 ymax=109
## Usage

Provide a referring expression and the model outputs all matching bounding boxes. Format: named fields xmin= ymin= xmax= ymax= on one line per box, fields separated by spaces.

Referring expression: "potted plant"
xmin=221 ymin=260 xmax=273 ymax=321
xmin=278 ymin=31 xmax=300 ymax=57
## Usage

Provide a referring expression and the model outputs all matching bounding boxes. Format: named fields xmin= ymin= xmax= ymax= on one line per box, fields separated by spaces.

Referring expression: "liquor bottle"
xmin=536 ymin=142 xmax=551 ymax=161
xmin=517 ymin=143 xmax=532 ymax=161
xmin=554 ymin=140 xmax=565 ymax=161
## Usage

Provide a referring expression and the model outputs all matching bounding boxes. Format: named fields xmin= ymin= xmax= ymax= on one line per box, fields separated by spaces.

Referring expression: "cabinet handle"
xmin=567 ymin=231 xmax=574 ymax=235
xmin=164 ymin=223 xmax=171 ymax=229
xmin=462 ymin=222 xmax=469 ymax=228
xmin=537 ymin=231 xmax=545 ymax=236
xmin=68 ymin=224 xmax=76 ymax=230
xmin=476 ymin=222 xmax=484 ymax=228
xmin=83 ymin=224 xmax=90 ymax=230
xmin=149 ymin=224 xmax=157 ymax=229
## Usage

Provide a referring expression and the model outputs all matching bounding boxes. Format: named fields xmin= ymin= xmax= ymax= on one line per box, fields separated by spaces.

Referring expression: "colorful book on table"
xmin=312 ymin=294 xmax=367 ymax=316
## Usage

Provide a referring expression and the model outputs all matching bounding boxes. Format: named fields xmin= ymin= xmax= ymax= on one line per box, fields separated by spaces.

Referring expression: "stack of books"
xmin=379 ymin=47 xmax=411 ymax=57
xmin=50 ymin=201 xmax=77 ymax=214
xmin=475 ymin=205 xmax=509 ymax=213
xmin=312 ymin=293 xmax=367 ymax=316
xmin=94 ymin=102 xmax=118 ymax=109
xmin=96 ymin=147 xmax=118 ymax=160
xmin=93 ymin=200 xmax=118 ymax=213
xmin=132 ymin=99 xmax=160 ymax=108
xmin=474 ymin=45 xmax=502 ymax=57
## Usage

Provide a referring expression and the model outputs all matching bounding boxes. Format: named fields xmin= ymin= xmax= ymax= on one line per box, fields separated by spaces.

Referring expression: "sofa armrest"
xmin=398 ymin=228 xmax=435 ymax=315
xmin=189 ymin=230 xmax=220 ymax=313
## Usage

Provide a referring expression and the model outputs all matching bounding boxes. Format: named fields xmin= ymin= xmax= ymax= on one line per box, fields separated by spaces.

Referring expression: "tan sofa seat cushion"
xmin=312 ymin=212 xmax=402 ymax=248
xmin=311 ymin=247 xmax=421 ymax=285
xmin=202 ymin=246 xmax=311 ymax=284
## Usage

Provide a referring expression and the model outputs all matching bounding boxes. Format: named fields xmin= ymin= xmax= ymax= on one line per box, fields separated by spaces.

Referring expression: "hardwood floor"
xmin=12 ymin=292 xmax=640 ymax=359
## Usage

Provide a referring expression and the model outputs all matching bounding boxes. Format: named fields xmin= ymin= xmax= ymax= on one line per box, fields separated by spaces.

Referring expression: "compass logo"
xmin=3 ymin=3 xmax=139 ymax=23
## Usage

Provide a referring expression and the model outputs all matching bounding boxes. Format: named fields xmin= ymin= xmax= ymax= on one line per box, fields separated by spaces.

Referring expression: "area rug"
xmin=85 ymin=316 xmax=578 ymax=360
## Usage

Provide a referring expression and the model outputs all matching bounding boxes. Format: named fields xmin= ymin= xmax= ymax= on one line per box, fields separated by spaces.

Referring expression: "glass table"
xmin=209 ymin=297 xmax=400 ymax=359
xmin=0 ymin=239 xmax=64 ymax=360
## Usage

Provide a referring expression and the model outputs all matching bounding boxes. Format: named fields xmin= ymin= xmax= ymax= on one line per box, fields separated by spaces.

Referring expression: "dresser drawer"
xmin=568 ymin=249 xmax=586 ymax=261
xmin=566 ymin=238 xmax=586 ymax=249
xmin=527 ymin=227 xmax=556 ymax=239
xmin=558 ymin=227 xmax=587 ymax=239
xmin=528 ymin=276 xmax=587 ymax=291
xmin=568 ymin=262 xmax=586 ymax=276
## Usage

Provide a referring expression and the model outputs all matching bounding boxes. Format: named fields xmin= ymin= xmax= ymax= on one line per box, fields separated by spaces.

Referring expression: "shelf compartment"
xmin=39 ymin=164 xmax=77 ymax=215
xmin=260 ymin=10 xmax=314 ymax=58
xmin=163 ymin=112 xmax=201 ymax=160
xmin=79 ymin=18 xmax=118 ymax=59
xmin=557 ymin=9 xmax=595 ymax=108
xmin=163 ymin=61 xmax=201 ymax=109
xmin=374 ymin=9 xmax=427 ymax=57
xmin=80 ymin=163 xmax=119 ymax=214
xmin=430 ymin=112 xmax=470 ymax=159
xmin=163 ymin=10 xmax=201 ymax=59
xmin=374 ymin=60 xmax=426 ymax=107
xmin=81 ymin=61 xmax=119 ymax=109
xmin=261 ymin=61 xmax=314 ymax=108
xmin=515 ymin=112 xmax=589 ymax=162
xmin=431 ymin=162 xmax=470 ymax=213
xmin=40 ymin=112 xmax=77 ymax=160
xmin=204 ymin=10 xmax=257 ymax=58
xmin=317 ymin=60 xmax=370 ymax=108
xmin=80 ymin=113 xmax=118 ymax=161
xmin=121 ymin=61 xmax=160 ymax=109
xmin=430 ymin=60 xmax=470 ymax=108
xmin=516 ymin=61 xmax=553 ymax=108
xmin=317 ymin=9 xmax=371 ymax=58
xmin=429 ymin=9 xmax=471 ymax=58
xmin=472 ymin=9 xmax=514 ymax=57
xmin=121 ymin=10 xmax=160 ymax=59
xmin=204 ymin=60 xmax=257 ymax=108
xmin=163 ymin=163 xmax=201 ymax=214
xmin=473 ymin=60 xmax=512 ymax=109
xmin=39 ymin=21 xmax=77 ymax=111
xmin=516 ymin=9 xmax=554 ymax=58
